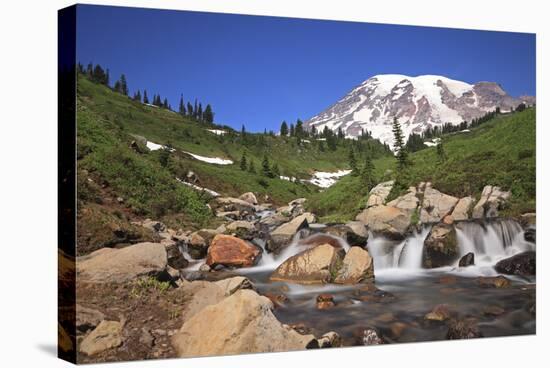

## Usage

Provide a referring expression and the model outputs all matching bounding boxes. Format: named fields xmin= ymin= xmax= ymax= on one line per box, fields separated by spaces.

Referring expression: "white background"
xmin=0 ymin=0 xmax=547 ymax=366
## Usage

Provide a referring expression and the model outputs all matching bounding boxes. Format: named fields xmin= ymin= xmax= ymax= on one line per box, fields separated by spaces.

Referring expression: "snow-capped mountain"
xmin=305 ymin=74 xmax=535 ymax=147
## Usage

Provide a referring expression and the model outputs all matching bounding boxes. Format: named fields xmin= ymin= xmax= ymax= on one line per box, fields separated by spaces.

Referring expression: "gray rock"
xmin=356 ymin=205 xmax=411 ymax=240
xmin=419 ymin=184 xmax=459 ymax=223
xmin=366 ymin=181 xmax=394 ymax=207
xmin=422 ymin=223 xmax=458 ymax=268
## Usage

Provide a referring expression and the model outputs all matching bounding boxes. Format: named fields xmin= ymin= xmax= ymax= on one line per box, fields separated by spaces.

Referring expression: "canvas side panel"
xmin=58 ymin=4 xmax=77 ymax=364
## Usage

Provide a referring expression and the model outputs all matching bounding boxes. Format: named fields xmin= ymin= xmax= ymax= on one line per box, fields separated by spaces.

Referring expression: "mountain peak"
xmin=305 ymin=74 xmax=533 ymax=147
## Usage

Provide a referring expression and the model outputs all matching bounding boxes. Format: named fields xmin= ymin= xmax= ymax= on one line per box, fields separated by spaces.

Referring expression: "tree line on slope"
xmin=78 ymin=62 xmax=215 ymax=124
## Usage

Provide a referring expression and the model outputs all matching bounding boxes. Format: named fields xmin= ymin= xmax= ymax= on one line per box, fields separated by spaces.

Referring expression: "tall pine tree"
xmin=179 ymin=94 xmax=186 ymax=115
xmin=392 ymin=117 xmax=408 ymax=170
xmin=362 ymin=154 xmax=376 ymax=189
xmin=280 ymin=121 xmax=289 ymax=136
xmin=203 ymin=104 xmax=214 ymax=123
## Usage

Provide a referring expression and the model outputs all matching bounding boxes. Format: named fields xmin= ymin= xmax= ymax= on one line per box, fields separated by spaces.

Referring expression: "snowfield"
xmin=182 ymin=151 xmax=233 ymax=165
xmin=176 ymin=178 xmax=220 ymax=197
xmin=206 ymin=129 xmax=226 ymax=136
xmin=308 ymin=169 xmax=352 ymax=188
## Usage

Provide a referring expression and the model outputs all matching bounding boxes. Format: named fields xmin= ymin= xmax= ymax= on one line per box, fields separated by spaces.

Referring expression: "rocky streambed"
xmin=69 ymin=187 xmax=536 ymax=362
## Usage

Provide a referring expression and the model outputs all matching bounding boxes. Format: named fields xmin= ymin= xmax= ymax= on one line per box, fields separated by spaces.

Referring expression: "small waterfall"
xmin=455 ymin=219 xmax=533 ymax=267
xmin=367 ymin=226 xmax=431 ymax=270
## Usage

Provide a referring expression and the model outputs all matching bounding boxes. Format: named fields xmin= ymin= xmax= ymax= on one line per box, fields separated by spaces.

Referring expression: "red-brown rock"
xmin=206 ymin=234 xmax=261 ymax=268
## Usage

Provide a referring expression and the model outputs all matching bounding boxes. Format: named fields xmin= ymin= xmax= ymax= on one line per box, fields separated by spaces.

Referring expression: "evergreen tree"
xmin=143 ymin=90 xmax=149 ymax=104
xmin=240 ymin=152 xmax=247 ymax=171
xmin=198 ymin=103 xmax=203 ymax=121
xmin=163 ymin=97 xmax=169 ymax=109
xmin=280 ymin=121 xmax=289 ymax=136
xmin=361 ymin=154 xmax=376 ymax=189
xmin=105 ymin=68 xmax=110 ymax=86
xmin=120 ymin=74 xmax=128 ymax=96
xmin=241 ymin=124 xmax=246 ymax=136
xmin=295 ymin=119 xmax=304 ymax=138
xmin=114 ymin=80 xmax=122 ymax=94
xmin=337 ymin=127 xmax=345 ymax=139
xmin=179 ymin=94 xmax=186 ymax=115
xmin=187 ymin=102 xmax=193 ymax=116
xmin=392 ymin=117 xmax=408 ymax=170
xmin=133 ymin=90 xmax=141 ymax=102
xmin=289 ymin=123 xmax=295 ymax=137
xmin=194 ymin=99 xmax=198 ymax=119
xmin=262 ymin=155 xmax=273 ymax=178
xmin=203 ymin=104 xmax=214 ymax=123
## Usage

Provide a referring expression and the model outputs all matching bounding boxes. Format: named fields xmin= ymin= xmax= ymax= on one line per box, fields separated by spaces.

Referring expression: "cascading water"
xmin=367 ymin=226 xmax=432 ymax=270
xmin=454 ymin=219 xmax=534 ymax=268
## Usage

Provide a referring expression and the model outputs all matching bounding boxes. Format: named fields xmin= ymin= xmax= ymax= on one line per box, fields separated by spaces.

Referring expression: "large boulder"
xmin=79 ymin=320 xmax=123 ymax=356
xmin=334 ymin=247 xmax=374 ymax=284
xmin=472 ymin=185 xmax=511 ymax=219
xmin=356 ymin=205 xmax=411 ymax=240
xmin=206 ymin=235 xmax=261 ymax=268
xmin=494 ymin=251 xmax=535 ymax=276
xmin=171 ymin=290 xmax=315 ymax=357
xmin=178 ymin=281 xmax=226 ymax=320
xmin=386 ymin=187 xmax=419 ymax=215
xmin=451 ymin=196 xmax=475 ymax=221
xmin=270 ymin=244 xmax=345 ymax=284
xmin=266 ymin=213 xmax=313 ymax=253
xmin=422 ymin=224 xmax=458 ymax=268
xmin=77 ymin=242 xmax=167 ymax=283
xmin=322 ymin=224 xmax=368 ymax=247
xmin=366 ymin=181 xmax=394 ymax=207
xmin=238 ymin=192 xmax=258 ymax=205
xmin=420 ymin=185 xmax=459 ymax=223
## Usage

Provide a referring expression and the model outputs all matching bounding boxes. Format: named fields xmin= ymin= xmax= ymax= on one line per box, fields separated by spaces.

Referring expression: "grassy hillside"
xmin=309 ymin=108 xmax=536 ymax=222
xmin=77 ymin=75 xmax=391 ymax=229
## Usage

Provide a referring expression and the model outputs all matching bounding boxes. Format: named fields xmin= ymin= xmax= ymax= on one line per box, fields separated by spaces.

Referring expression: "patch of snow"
xmin=176 ymin=178 xmax=220 ymax=197
xmin=182 ymin=151 xmax=233 ymax=165
xmin=423 ymin=137 xmax=441 ymax=147
xmin=146 ymin=141 xmax=163 ymax=151
xmin=308 ymin=169 xmax=352 ymax=188
xmin=143 ymin=103 xmax=158 ymax=108
xmin=280 ymin=175 xmax=297 ymax=182
xmin=301 ymin=139 xmax=311 ymax=143
xmin=206 ymin=129 xmax=226 ymax=136
xmin=459 ymin=129 xmax=471 ymax=133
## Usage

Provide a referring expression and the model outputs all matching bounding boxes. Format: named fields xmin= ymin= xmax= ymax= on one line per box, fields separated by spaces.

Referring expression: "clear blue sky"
xmin=76 ymin=4 xmax=536 ymax=132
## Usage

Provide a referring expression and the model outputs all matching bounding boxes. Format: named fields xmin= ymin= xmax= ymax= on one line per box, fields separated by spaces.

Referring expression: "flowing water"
xmin=188 ymin=219 xmax=536 ymax=344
